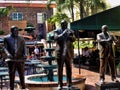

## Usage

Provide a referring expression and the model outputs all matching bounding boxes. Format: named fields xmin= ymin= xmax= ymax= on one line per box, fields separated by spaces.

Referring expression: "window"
xmin=12 ymin=12 xmax=23 ymax=20
xmin=37 ymin=12 xmax=47 ymax=23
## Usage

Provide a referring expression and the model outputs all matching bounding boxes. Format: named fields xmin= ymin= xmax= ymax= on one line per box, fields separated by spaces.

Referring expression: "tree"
xmin=61 ymin=0 xmax=75 ymax=21
xmin=0 ymin=6 xmax=13 ymax=18
xmin=74 ymin=0 xmax=107 ymax=19
xmin=48 ymin=12 xmax=70 ymax=27
xmin=47 ymin=0 xmax=72 ymax=25
xmin=47 ymin=0 xmax=108 ymax=23
xmin=0 ymin=6 xmax=13 ymax=31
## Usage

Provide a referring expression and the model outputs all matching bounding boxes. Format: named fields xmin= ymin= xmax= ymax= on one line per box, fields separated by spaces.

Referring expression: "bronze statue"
xmin=97 ymin=25 xmax=119 ymax=84
xmin=54 ymin=20 xmax=76 ymax=89
xmin=4 ymin=26 xmax=27 ymax=90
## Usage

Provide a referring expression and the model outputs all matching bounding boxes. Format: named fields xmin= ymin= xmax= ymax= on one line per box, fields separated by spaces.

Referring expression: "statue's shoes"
xmin=57 ymin=85 xmax=62 ymax=90
xmin=112 ymin=78 xmax=119 ymax=83
xmin=100 ymin=79 xmax=104 ymax=84
xmin=21 ymin=88 xmax=29 ymax=90
xmin=68 ymin=84 xmax=72 ymax=89
xmin=68 ymin=86 xmax=72 ymax=89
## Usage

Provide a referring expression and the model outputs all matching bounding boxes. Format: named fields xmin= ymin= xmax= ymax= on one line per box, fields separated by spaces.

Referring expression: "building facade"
xmin=0 ymin=0 xmax=55 ymax=39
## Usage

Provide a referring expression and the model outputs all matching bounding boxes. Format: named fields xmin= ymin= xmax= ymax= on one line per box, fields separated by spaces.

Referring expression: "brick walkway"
xmin=2 ymin=64 xmax=120 ymax=90
xmin=72 ymin=64 xmax=120 ymax=90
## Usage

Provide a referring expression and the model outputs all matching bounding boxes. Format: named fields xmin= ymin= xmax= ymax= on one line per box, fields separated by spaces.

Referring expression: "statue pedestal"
xmin=95 ymin=82 xmax=120 ymax=90
xmin=55 ymin=86 xmax=80 ymax=90
xmin=62 ymin=86 xmax=80 ymax=90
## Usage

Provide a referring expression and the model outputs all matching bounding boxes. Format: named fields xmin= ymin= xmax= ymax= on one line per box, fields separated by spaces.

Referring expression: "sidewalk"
xmin=72 ymin=64 xmax=120 ymax=90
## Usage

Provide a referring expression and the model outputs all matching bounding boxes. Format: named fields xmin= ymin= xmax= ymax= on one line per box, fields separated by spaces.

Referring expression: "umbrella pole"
xmin=77 ymin=30 xmax=81 ymax=74
xmin=72 ymin=30 xmax=86 ymax=79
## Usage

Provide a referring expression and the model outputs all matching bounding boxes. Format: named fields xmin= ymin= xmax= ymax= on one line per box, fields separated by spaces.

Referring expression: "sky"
xmin=107 ymin=0 xmax=120 ymax=7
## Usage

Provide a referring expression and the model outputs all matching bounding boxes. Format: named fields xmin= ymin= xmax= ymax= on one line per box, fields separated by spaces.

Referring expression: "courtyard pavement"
xmin=2 ymin=64 xmax=120 ymax=90
xmin=72 ymin=64 xmax=120 ymax=90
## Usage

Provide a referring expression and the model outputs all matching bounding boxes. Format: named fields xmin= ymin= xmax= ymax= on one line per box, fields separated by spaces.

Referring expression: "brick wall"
xmin=0 ymin=17 xmax=9 ymax=34
xmin=9 ymin=7 xmax=53 ymax=29
xmin=1 ymin=7 xmax=53 ymax=37
xmin=8 ymin=20 xmax=27 ymax=35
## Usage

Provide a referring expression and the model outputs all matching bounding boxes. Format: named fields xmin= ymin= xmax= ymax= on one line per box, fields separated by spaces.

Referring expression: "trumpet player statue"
xmin=97 ymin=25 xmax=119 ymax=84
xmin=54 ymin=20 xmax=76 ymax=89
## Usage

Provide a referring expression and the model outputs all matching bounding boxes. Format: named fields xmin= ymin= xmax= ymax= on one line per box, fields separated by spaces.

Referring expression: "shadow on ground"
xmin=85 ymin=84 xmax=97 ymax=90
xmin=74 ymin=64 xmax=99 ymax=73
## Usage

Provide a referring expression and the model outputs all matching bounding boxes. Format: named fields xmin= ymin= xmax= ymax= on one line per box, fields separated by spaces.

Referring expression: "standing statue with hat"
xmin=3 ymin=26 xmax=27 ymax=90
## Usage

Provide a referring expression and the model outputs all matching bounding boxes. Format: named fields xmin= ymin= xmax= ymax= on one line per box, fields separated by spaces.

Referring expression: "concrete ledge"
xmin=95 ymin=82 xmax=120 ymax=90
xmin=24 ymin=74 xmax=86 ymax=90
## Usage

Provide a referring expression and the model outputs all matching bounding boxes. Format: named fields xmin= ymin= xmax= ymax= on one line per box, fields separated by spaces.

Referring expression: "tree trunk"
xmin=70 ymin=0 xmax=74 ymax=21
xmin=79 ymin=0 xmax=84 ymax=19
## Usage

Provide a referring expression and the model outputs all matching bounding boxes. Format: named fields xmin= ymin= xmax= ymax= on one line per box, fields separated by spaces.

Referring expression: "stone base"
xmin=54 ymin=86 xmax=80 ymax=90
xmin=25 ymin=74 xmax=86 ymax=90
xmin=95 ymin=82 xmax=120 ymax=90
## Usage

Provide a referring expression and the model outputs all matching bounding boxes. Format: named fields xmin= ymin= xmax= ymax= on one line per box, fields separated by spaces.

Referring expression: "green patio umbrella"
xmin=24 ymin=26 xmax=35 ymax=32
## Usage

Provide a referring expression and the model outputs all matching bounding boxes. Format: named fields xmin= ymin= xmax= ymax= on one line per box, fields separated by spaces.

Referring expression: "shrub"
xmin=73 ymin=40 xmax=94 ymax=49
xmin=0 ymin=30 xmax=5 ymax=35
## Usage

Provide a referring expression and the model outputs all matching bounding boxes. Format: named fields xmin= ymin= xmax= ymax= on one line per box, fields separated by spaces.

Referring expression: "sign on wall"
xmin=37 ymin=13 xmax=46 ymax=23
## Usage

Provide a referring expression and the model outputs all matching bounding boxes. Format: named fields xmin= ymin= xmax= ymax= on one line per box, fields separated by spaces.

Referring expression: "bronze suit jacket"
xmin=97 ymin=32 xmax=115 ymax=58
xmin=54 ymin=29 xmax=76 ymax=59
xmin=4 ymin=34 xmax=26 ymax=60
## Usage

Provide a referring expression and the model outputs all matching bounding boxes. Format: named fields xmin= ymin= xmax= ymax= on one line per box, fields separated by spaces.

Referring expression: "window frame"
xmin=12 ymin=12 xmax=23 ymax=21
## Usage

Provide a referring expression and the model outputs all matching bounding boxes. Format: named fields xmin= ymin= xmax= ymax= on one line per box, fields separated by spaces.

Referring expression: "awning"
xmin=70 ymin=5 xmax=120 ymax=31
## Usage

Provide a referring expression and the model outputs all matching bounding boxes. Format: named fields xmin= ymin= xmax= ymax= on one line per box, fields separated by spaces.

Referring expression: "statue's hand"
xmin=5 ymin=54 xmax=13 ymax=62
xmin=7 ymin=54 xmax=13 ymax=59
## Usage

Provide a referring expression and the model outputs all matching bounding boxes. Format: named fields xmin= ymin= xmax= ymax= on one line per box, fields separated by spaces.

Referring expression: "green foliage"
xmin=117 ymin=63 xmax=120 ymax=69
xmin=0 ymin=30 xmax=5 ymax=35
xmin=73 ymin=40 xmax=94 ymax=49
xmin=47 ymin=12 xmax=70 ymax=26
xmin=74 ymin=0 xmax=107 ymax=18
xmin=0 ymin=6 xmax=14 ymax=18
